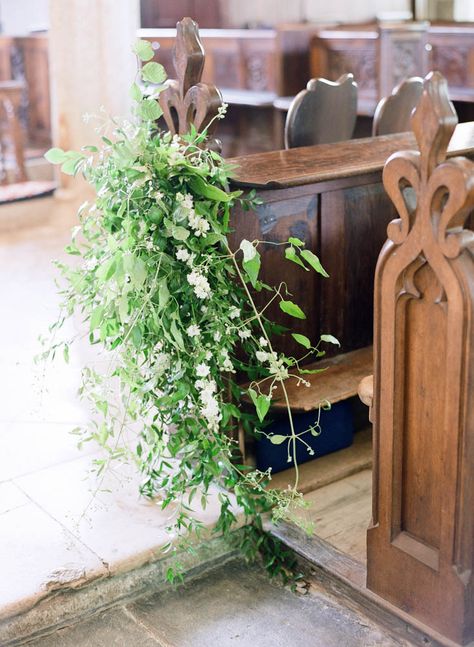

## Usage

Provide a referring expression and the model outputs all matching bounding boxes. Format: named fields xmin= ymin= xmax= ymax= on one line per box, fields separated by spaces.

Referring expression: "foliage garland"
xmin=42 ymin=40 xmax=338 ymax=582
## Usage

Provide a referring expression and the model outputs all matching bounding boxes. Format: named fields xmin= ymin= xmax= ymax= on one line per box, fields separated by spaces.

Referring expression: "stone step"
xmin=266 ymin=520 xmax=462 ymax=647
xmin=13 ymin=558 xmax=414 ymax=647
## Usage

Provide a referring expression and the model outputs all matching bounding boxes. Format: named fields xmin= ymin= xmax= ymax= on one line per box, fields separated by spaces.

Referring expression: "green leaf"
xmin=90 ymin=306 xmax=104 ymax=331
xmin=300 ymin=250 xmax=329 ymax=277
xmin=288 ymin=236 xmax=305 ymax=247
xmin=285 ymin=246 xmax=308 ymax=270
xmin=320 ymin=334 xmax=340 ymax=346
xmin=133 ymin=39 xmax=154 ymax=62
xmin=239 ymin=239 xmax=256 ymax=262
xmin=170 ymin=319 xmax=184 ymax=350
xmin=243 ymin=251 xmax=261 ymax=288
xmin=131 ymin=257 xmax=147 ymax=287
xmin=270 ymin=434 xmax=287 ymax=445
xmin=129 ymin=82 xmax=142 ymax=102
xmin=61 ymin=158 xmax=81 ymax=175
xmin=291 ymin=333 xmax=312 ymax=349
xmin=139 ymin=98 xmax=162 ymax=121
xmin=248 ymin=389 xmax=271 ymax=423
xmin=44 ymin=147 xmax=68 ymax=164
xmin=279 ymin=300 xmax=306 ymax=320
xmin=187 ymin=176 xmax=233 ymax=202
xmin=158 ymin=280 xmax=170 ymax=309
xmin=141 ymin=61 xmax=166 ymax=84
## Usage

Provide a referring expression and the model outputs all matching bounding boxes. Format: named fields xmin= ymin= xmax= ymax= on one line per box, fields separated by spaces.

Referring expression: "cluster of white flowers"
xmin=229 ymin=306 xmax=240 ymax=319
xmin=188 ymin=209 xmax=210 ymax=237
xmin=186 ymin=324 xmax=201 ymax=338
xmin=176 ymin=192 xmax=210 ymax=238
xmin=256 ymin=350 xmax=289 ymax=381
xmin=187 ymin=269 xmax=211 ymax=299
xmin=176 ymin=247 xmax=191 ymax=263
xmin=238 ymin=327 xmax=251 ymax=340
xmin=196 ymin=362 xmax=210 ymax=377
xmin=195 ymin=377 xmax=221 ymax=432
xmin=220 ymin=348 xmax=235 ymax=373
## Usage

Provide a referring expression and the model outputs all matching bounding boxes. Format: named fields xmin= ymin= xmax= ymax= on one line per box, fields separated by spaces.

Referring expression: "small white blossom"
xmin=196 ymin=363 xmax=210 ymax=377
xmin=176 ymin=248 xmax=191 ymax=262
xmin=187 ymin=270 xmax=211 ymax=299
xmin=238 ymin=328 xmax=251 ymax=340
xmin=155 ymin=191 xmax=164 ymax=201
xmin=229 ymin=306 xmax=240 ymax=320
xmin=255 ymin=351 xmax=268 ymax=362
xmin=145 ymin=240 xmax=154 ymax=251
xmin=259 ymin=337 xmax=268 ymax=347
xmin=186 ymin=324 xmax=201 ymax=338
xmin=214 ymin=331 xmax=222 ymax=342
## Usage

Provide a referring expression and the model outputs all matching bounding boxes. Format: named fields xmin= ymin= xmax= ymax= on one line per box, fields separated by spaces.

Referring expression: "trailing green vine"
xmin=41 ymin=40 xmax=337 ymax=582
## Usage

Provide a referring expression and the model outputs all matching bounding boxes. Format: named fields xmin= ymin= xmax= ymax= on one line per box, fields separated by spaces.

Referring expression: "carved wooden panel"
xmin=378 ymin=24 xmax=429 ymax=99
xmin=367 ymin=72 xmax=474 ymax=645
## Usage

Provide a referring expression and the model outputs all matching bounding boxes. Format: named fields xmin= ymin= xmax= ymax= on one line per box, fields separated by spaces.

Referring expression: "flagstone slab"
xmin=15 ymin=453 xmax=241 ymax=576
xmin=0 ymin=497 xmax=106 ymax=622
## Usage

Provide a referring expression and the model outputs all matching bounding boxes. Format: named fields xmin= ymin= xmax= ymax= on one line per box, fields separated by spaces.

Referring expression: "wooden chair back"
xmin=284 ymin=73 xmax=357 ymax=149
xmin=363 ymin=71 xmax=474 ymax=645
xmin=372 ymin=76 xmax=424 ymax=136
xmin=0 ymin=81 xmax=26 ymax=184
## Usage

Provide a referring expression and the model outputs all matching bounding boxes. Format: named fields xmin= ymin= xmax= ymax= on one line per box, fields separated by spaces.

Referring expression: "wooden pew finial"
xmin=158 ymin=17 xmax=223 ymax=149
xmin=368 ymin=71 xmax=474 ymax=644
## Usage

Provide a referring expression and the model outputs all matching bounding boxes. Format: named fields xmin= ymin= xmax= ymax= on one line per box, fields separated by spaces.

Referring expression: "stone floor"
xmin=23 ymin=559 xmax=410 ymax=647
xmin=0 ymin=197 xmax=238 ymax=636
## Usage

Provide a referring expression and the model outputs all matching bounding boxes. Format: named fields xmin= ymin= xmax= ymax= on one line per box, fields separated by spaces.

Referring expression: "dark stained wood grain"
xmin=284 ymin=74 xmax=357 ymax=149
xmin=229 ymin=121 xmax=474 ymax=189
xmin=372 ymin=76 xmax=424 ymax=136
xmin=366 ymin=71 xmax=474 ymax=645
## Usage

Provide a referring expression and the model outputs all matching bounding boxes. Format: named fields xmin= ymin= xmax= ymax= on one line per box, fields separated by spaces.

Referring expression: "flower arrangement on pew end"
xmin=42 ymin=39 xmax=338 ymax=583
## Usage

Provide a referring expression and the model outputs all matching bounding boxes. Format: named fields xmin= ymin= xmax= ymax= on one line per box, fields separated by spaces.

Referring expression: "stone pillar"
xmin=48 ymin=0 xmax=140 ymax=196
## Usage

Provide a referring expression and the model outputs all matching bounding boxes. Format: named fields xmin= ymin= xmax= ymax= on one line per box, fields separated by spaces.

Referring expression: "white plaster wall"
xmin=454 ymin=0 xmax=474 ymax=20
xmin=0 ymin=0 xmax=49 ymax=34
xmin=222 ymin=0 xmax=412 ymax=26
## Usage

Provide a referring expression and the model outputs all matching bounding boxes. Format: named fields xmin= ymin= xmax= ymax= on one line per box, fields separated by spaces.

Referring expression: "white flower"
xmin=155 ymin=191 xmax=163 ymax=202
xmin=214 ymin=331 xmax=222 ymax=342
xmin=188 ymin=209 xmax=210 ymax=237
xmin=186 ymin=324 xmax=201 ymax=338
xmin=145 ymin=240 xmax=154 ymax=251
xmin=155 ymin=341 xmax=163 ymax=351
xmin=220 ymin=348 xmax=235 ymax=373
xmin=187 ymin=270 xmax=211 ymax=299
xmin=259 ymin=337 xmax=268 ymax=347
xmin=176 ymin=248 xmax=191 ymax=262
xmin=196 ymin=363 xmax=210 ymax=377
xmin=195 ymin=377 xmax=221 ymax=431
xmin=176 ymin=192 xmax=193 ymax=209
xmin=256 ymin=351 xmax=268 ymax=362
xmin=238 ymin=328 xmax=251 ymax=340
xmin=205 ymin=350 xmax=212 ymax=360
xmin=229 ymin=306 xmax=240 ymax=320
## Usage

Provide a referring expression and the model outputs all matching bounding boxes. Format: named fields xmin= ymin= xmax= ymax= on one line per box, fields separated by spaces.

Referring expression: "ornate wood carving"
xmin=366 ymin=71 xmax=474 ymax=645
xmin=158 ymin=17 xmax=223 ymax=148
xmin=327 ymin=49 xmax=377 ymax=91
xmin=432 ymin=45 xmax=469 ymax=88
